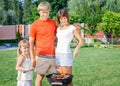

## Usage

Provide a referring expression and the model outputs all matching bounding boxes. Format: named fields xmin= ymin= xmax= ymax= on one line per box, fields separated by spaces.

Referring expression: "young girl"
xmin=16 ymin=39 xmax=33 ymax=86
xmin=55 ymin=9 xmax=83 ymax=86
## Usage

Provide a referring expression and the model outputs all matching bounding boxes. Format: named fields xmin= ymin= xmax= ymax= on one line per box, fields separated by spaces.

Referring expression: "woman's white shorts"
xmin=55 ymin=53 xmax=73 ymax=66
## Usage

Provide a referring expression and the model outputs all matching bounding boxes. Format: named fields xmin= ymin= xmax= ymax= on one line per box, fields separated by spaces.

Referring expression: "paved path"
xmin=0 ymin=46 xmax=17 ymax=51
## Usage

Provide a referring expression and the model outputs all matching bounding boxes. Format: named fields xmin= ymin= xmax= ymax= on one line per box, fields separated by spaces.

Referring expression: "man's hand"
xmin=31 ymin=58 xmax=36 ymax=68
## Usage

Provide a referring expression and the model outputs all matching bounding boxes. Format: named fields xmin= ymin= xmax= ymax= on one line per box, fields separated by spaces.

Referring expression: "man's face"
xmin=39 ymin=10 xmax=49 ymax=20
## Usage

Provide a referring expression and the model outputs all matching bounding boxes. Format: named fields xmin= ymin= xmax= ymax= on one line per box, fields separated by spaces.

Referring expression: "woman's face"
xmin=59 ymin=16 xmax=68 ymax=26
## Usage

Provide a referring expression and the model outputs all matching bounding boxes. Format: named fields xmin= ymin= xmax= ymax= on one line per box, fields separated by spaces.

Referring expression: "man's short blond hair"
xmin=37 ymin=2 xmax=50 ymax=11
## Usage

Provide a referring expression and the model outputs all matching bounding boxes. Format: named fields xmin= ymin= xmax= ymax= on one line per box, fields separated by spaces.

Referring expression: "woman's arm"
xmin=73 ymin=28 xmax=83 ymax=57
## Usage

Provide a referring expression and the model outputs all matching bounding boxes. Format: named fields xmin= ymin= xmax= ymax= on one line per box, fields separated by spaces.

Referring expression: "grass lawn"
xmin=0 ymin=48 xmax=120 ymax=86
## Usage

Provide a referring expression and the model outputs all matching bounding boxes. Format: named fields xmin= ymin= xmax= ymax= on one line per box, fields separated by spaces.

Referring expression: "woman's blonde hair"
xmin=17 ymin=39 xmax=30 ymax=56
xmin=37 ymin=2 xmax=50 ymax=12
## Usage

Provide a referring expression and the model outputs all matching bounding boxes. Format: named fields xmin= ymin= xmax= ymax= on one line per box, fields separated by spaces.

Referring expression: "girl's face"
xmin=59 ymin=16 xmax=68 ymax=26
xmin=20 ymin=44 xmax=30 ymax=55
xmin=39 ymin=10 xmax=49 ymax=20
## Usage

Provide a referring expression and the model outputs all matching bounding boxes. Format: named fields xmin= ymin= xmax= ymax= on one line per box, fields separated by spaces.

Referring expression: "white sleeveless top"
xmin=56 ymin=25 xmax=76 ymax=54
xmin=17 ymin=58 xmax=33 ymax=80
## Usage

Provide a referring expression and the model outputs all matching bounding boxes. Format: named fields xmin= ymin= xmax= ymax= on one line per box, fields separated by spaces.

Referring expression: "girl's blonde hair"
xmin=37 ymin=2 xmax=50 ymax=12
xmin=17 ymin=39 xmax=30 ymax=56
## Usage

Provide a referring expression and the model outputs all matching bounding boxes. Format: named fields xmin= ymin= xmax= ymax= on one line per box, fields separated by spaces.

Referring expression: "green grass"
xmin=0 ymin=48 xmax=120 ymax=86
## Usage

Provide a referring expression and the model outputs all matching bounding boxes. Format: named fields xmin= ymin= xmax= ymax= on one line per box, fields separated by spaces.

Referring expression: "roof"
xmin=84 ymin=31 xmax=104 ymax=38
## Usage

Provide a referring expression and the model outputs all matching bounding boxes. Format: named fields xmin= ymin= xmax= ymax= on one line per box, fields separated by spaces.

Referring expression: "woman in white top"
xmin=16 ymin=39 xmax=33 ymax=86
xmin=55 ymin=9 xmax=83 ymax=86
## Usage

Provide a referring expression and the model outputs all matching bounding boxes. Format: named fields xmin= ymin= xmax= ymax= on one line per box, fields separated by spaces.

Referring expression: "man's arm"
xmin=29 ymin=37 xmax=36 ymax=67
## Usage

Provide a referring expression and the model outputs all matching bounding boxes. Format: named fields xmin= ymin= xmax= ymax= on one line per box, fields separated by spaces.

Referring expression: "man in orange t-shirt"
xmin=29 ymin=2 xmax=57 ymax=86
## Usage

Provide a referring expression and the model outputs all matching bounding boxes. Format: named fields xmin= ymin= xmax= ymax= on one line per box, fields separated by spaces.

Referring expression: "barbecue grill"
xmin=46 ymin=73 xmax=73 ymax=86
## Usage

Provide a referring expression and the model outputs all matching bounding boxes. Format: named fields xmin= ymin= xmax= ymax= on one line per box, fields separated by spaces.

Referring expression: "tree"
xmin=49 ymin=0 xmax=68 ymax=18
xmin=102 ymin=0 xmax=120 ymax=13
xmin=98 ymin=11 xmax=120 ymax=44
xmin=0 ymin=7 xmax=5 ymax=25
xmin=10 ymin=0 xmax=23 ymax=24
xmin=0 ymin=0 xmax=22 ymax=25
xmin=3 ymin=9 xmax=17 ymax=25
xmin=68 ymin=0 xmax=103 ymax=42
xmin=68 ymin=0 xmax=120 ymax=43
xmin=22 ymin=0 xmax=33 ymax=24
xmin=28 ymin=5 xmax=39 ymax=24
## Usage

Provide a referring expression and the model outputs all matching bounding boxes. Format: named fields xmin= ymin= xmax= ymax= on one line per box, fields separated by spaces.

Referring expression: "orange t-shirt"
xmin=30 ymin=18 xmax=57 ymax=56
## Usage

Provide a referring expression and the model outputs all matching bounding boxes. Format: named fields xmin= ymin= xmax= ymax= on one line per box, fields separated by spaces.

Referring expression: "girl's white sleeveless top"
xmin=17 ymin=58 xmax=33 ymax=80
